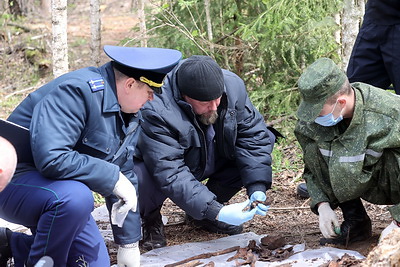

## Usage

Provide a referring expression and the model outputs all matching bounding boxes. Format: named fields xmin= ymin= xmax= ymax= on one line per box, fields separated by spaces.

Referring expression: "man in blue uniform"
xmin=0 ymin=46 xmax=181 ymax=267
xmin=135 ymin=55 xmax=279 ymax=251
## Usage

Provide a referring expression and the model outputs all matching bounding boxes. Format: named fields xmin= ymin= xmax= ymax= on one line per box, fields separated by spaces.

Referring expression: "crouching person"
xmin=135 ymin=55 xmax=280 ymax=251
xmin=0 ymin=46 xmax=181 ymax=266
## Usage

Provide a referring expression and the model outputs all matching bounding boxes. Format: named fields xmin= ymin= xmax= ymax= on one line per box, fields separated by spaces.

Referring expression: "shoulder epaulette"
xmin=88 ymin=78 xmax=105 ymax=92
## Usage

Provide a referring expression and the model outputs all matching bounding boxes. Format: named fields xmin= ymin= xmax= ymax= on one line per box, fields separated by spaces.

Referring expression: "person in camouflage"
xmin=295 ymin=57 xmax=400 ymax=245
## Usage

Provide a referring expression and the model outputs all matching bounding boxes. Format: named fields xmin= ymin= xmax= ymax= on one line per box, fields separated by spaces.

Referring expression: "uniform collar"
xmin=99 ymin=62 xmax=120 ymax=113
xmin=346 ymin=86 xmax=363 ymax=128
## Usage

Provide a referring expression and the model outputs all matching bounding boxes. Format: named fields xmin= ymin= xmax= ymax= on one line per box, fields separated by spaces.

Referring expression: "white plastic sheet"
xmin=140 ymin=232 xmax=365 ymax=267
xmin=1 ymin=205 xmax=365 ymax=266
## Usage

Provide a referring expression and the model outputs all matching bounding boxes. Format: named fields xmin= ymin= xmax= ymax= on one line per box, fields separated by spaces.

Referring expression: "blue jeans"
xmin=0 ymin=171 xmax=109 ymax=267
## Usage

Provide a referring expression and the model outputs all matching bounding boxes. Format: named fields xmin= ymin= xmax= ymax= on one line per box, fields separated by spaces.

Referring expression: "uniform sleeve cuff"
xmin=247 ymin=182 xmax=270 ymax=197
xmin=205 ymin=200 xmax=224 ymax=221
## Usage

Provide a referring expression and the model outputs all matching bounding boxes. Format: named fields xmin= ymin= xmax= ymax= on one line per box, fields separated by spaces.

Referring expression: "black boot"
xmin=186 ymin=215 xmax=243 ymax=235
xmin=140 ymin=208 xmax=167 ymax=251
xmin=320 ymin=198 xmax=372 ymax=245
xmin=296 ymin=183 xmax=309 ymax=198
xmin=0 ymin=227 xmax=12 ymax=267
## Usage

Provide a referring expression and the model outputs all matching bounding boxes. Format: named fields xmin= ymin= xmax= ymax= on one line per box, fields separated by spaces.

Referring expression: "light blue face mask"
xmin=314 ymin=101 xmax=343 ymax=127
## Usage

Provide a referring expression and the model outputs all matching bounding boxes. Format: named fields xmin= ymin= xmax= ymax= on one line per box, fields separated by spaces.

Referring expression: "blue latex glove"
xmin=217 ymin=199 xmax=257 ymax=225
xmin=250 ymin=191 xmax=269 ymax=216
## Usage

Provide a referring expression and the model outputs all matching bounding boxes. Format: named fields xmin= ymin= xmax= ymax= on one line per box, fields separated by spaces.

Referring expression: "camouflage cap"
xmin=297 ymin=58 xmax=346 ymax=122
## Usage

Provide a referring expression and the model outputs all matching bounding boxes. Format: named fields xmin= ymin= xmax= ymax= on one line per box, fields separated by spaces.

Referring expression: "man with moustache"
xmin=134 ymin=55 xmax=279 ymax=251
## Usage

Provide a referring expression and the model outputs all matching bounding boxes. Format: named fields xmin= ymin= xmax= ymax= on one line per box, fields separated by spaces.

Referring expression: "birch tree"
xmin=90 ymin=0 xmax=101 ymax=66
xmin=341 ymin=0 xmax=365 ymax=69
xmin=138 ymin=0 xmax=147 ymax=47
xmin=204 ymin=0 xmax=213 ymax=53
xmin=51 ymin=0 xmax=68 ymax=77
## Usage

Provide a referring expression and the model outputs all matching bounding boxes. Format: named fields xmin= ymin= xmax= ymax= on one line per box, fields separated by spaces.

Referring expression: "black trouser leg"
xmin=140 ymin=206 xmax=167 ymax=251
xmin=339 ymin=198 xmax=372 ymax=242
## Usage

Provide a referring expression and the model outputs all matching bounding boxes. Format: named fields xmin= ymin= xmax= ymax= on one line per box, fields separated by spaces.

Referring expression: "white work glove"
xmin=117 ymin=242 xmax=140 ymax=267
xmin=318 ymin=202 xmax=340 ymax=238
xmin=217 ymin=199 xmax=257 ymax=225
xmin=379 ymin=221 xmax=399 ymax=243
xmin=111 ymin=173 xmax=137 ymax=227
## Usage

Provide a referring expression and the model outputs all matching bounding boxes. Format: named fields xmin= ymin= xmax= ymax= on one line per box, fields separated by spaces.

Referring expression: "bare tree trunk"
xmin=52 ymin=0 xmax=68 ymax=77
xmin=130 ymin=0 xmax=137 ymax=12
xmin=90 ymin=0 xmax=101 ymax=66
xmin=204 ymin=0 xmax=214 ymax=53
xmin=219 ymin=2 xmax=229 ymax=69
xmin=138 ymin=0 xmax=147 ymax=47
xmin=8 ymin=0 xmax=36 ymax=16
xmin=334 ymin=13 xmax=341 ymax=66
xmin=9 ymin=0 xmax=22 ymax=16
xmin=233 ymin=0 xmax=244 ymax=76
xmin=341 ymin=0 xmax=365 ymax=69
xmin=41 ymin=0 xmax=51 ymax=18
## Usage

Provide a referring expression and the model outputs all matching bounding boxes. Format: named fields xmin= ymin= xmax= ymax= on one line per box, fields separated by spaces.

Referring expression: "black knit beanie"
xmin=176 ymin=55 xmax=224 ymax=101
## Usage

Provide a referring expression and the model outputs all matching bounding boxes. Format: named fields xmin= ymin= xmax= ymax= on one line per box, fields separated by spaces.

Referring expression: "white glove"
xmin=318 ymin=202 xmax=340 ymax=238
xmin=117 ymin=242 xmax=140 ymax=267
xmin=379 ymin=221 xmax=399 ymax=243
xmin=111 ymin=173 xmax=137 ymax=227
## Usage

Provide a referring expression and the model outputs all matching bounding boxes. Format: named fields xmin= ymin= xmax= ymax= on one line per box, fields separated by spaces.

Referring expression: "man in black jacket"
xmin=135 ymin=55 xmax=279 ymax=251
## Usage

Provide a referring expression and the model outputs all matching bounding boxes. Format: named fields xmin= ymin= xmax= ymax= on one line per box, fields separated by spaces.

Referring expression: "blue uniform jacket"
xmin=8 ymin=62 xmax=142 ymax=243
xmin=137 ymin=60 xmax=275 ymax=220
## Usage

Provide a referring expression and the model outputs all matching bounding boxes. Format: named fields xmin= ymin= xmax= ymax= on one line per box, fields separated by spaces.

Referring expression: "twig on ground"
xmin=165 ymin=221 xmax=186 ymax=227
xmin=5 ymin=86 xmax=37 ymax=99
xmin=282 ymin=230 xmax=320 ymax=238
xmin=164 ymin=246 xmax=240 ymax=267
xmin=6 ymin=22 xmax=32 ymax=32
xmin=268 ymin=206 xmax=310 ymax=211
xmin=269 ymin=115 xmax=295 ymax=126
xmin=301 ymin=198 xmax=310 ymax=207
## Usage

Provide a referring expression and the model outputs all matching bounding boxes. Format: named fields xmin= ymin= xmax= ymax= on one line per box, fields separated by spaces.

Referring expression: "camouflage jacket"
xmin=295 ymin=82 xmax=400 ymax=220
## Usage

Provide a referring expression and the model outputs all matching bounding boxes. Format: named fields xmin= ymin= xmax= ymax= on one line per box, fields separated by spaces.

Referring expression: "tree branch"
xmin=164 ymin=246 xmax=240 ymax=267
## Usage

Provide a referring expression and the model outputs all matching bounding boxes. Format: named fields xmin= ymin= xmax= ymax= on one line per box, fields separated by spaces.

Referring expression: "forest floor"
xmin=0 ymin=0 xmax=393 ymax=266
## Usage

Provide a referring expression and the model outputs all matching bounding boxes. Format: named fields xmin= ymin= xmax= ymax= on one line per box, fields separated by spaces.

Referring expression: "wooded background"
xmin=1 ymin=0 xmax=366 ymax=123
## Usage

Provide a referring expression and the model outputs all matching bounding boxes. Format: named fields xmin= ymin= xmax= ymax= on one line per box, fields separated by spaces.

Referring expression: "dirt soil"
xmin=0 ymin=0 xmax=393 ymax=266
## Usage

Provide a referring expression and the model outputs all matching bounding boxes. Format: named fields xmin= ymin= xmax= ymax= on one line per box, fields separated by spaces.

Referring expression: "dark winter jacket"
xmin=137 ymin=60 xmax=275 ymax=221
